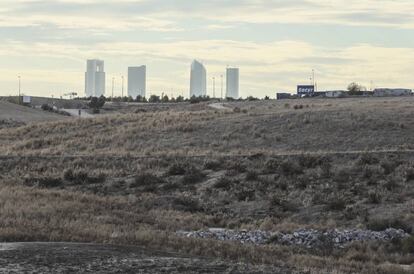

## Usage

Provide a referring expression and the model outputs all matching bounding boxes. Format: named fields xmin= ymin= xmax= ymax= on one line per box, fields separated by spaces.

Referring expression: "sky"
xmin=0 ymin=0 xmax=414 ymax=98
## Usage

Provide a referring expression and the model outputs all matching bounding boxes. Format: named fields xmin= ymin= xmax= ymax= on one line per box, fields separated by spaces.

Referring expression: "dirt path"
xmin=61 ymin=109 xmax=94 ymax=118
xmin=0 ymin=242 xmax=295 ymax=273
xmin=209 ymin=103 xmax=232 ymax=111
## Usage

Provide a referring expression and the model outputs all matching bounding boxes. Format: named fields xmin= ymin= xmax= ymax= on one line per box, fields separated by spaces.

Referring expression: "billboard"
xmin=297 ymin=85 xmax=315 ymax=95
xmin=22 ymin=96 xmax=32 ymax=104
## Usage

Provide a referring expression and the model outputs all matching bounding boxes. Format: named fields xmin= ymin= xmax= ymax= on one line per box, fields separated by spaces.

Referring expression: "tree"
xmin=347 ymin=82 xmax=366 ymax=96
xmin=148 ymin=95 xmax=161 ymax=103
xmin=162 ymin=95 xmax=169 ymax=103
xmin=246 ymin=96 xmax=259 ymax=101
xmin=88 ymin=96 xmax=105 ymax=113
xmin=176 ymin=96 xmax=184 ymax=103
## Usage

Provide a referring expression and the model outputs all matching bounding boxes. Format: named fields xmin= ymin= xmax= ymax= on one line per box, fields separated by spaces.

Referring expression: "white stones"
xmin=177 ymin=228 xmax=408 ymax=248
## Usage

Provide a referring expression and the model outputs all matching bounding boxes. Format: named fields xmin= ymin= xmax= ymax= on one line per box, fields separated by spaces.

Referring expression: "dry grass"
xmin=0 ymin=184 xmax=410 ymax=274
xmin=1 ymin=96 xmax=413 ymax=156
xmin=1 ymin=96 xmax=414 ymax=273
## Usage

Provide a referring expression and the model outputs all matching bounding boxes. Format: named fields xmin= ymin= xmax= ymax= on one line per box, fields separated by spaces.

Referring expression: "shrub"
xmin=367 ymin=190 xmax=382 ymax=204
xmin=356 ymin=154 xmax=379 ymax=166
xmin=246 ymin=170 xmax=259 ymax=181
xmin=235 ymin=188 xmax=255 ymax=201
xmin=279 ymin=160 xmax=302 ymax=177
xmin=275 ymin=179 xmax=288 ymax=191
xmin=383 ymin=179 xmax=399 ymax=191
xmin=182 ymin=167 xmax=205 ymax=185
xmin=131 ymin=173 xmax=165 ymax=188
xmin=228 ymin=162 xmax=247 ymax=173
xmin=333 ymin=167 xmax=352 ymax=184
xmin=63 ymin=169 xmax=74 ymax=181
xmin=367 ymin=218 xmax=412 ymax=233
xmin=380 ymin=159 xmax=399 ymax=175
xmin=271 ymin=196 xmax=300 ymax=212
xmin=25 ymin=177 xmax=63 ymax=188
xmin=401 ymin=236 xmax=414 ymax=254
xmin=295 ymin=176 xmax=308 ymax=189
xmin=405 ymin=168 xmax=414 ymax=182
xmin=264 ymin=159 xmax=280 ymax=173
xmin=167 ymin=163 xmax=186 ymax=176
xmin=62 ymin=169 xmax=105 ymax=185
xmin=41 ymin=104 xmax=53 ymax=112
xmin=213 ymin=177 xmax=234 ymax=190
xmin=171 ymin=196 xmax=203 ymax=213
xmin=161 ymin=182 xmax=180 ymax=191
xmin=298 ymin=154 xmax=322 ymax=169
xmin=203 ymin=160 xmax=223 ymax=171
xmin=327 ymin=196 xmax=347 ymax=211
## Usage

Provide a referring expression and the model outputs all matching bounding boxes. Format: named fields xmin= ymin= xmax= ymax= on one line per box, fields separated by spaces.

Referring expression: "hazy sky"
xmin=1 ymin=0 xmax=414 ymax=98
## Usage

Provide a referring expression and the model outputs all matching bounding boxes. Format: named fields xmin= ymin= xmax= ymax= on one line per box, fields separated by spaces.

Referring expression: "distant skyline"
xmin=0 ymin=0 xmax=414 ymax=98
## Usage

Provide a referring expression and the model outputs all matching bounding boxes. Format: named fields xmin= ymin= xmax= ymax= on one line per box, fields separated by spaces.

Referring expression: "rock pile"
xmin=177 ymin=228 xmax=408 ymax=248
xmin=273 ymin=228 xmax=408 ymax=248
xmin=178 ymin=228 xmax=272 ymax=245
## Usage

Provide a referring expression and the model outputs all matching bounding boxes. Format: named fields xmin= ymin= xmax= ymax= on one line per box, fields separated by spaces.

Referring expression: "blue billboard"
xmin=297 ymin=85 xmax=315 ymax=95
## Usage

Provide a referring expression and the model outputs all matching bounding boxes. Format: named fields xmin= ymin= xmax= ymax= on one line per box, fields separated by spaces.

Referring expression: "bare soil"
xmin=0 ymin=242 xmax=294 ymax=273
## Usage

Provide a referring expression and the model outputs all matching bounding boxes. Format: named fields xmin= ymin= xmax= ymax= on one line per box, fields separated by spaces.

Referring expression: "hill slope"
xmin=1 ymin=96 xmax=413 ymax=156
xmin=0 ymin=97 xmax=413 ymax=273
xmin=0 ymin=101 xmax=68 ymax=126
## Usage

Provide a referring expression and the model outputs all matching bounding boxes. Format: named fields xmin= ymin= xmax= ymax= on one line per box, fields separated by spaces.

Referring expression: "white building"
xmin=325 ymin=90 xmax=346 ymax=98
xmin=373 ymin=88 xmax=412 ymax=97
xmin=128 ymin=66 xmax=146 ymax=98
xmin=85 ymin=59 xmax=105 ymax=97
xmin=226 ymin=67 xmax=239 ymax=99
xmin=190 ymin=60 xmax=207 ymax=97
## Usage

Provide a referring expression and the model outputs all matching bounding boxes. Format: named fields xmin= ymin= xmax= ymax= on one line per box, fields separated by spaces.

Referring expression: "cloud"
xmin=3 ymin=0 xmax=414 ymax=31
xmin=0 ymin=1 xmax=413 ymax=97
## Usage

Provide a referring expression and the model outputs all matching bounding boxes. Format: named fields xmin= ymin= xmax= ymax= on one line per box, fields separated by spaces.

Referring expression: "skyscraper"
xmin=128 ymin=66 xmax=146 ymax=98
xmin=190 ymin=60 xmax=207 ymax=97
xmin=226 ymin=67 xmax=239 ymax=99
xmin=85 ymin=59 xmax=105 ymax=97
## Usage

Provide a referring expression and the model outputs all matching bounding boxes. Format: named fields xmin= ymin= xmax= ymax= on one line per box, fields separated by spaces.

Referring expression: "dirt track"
xmin=0 ymin=242 xmax=296 ymax=273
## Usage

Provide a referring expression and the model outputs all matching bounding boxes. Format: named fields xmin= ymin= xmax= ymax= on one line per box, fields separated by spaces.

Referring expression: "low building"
xmin=373 ymin=88 xmax=412 ymax=97
xmin=312 ymin=91 xmax=326 ymax=97
xmin=276 ymin=93 xmax=291 ymax=100
xmin=326 ymin=90 xmax=346 ymax=98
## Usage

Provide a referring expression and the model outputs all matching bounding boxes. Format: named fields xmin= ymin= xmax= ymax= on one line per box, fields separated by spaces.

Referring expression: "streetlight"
xmin=212 ymin=77 xmax=216 ymax=98
xmin=111 ymin=77 xmax=115 ymax=99
xmin=121 ymin=76 xmax=124 ymax=98
xmin=220 ymin=74 xmax=223 ymax=99
xmin=18 ymin=75 xmax=21 ymax=104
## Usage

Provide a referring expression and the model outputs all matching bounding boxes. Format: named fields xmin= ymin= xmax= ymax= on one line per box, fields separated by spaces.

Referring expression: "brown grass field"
xmin=0 ymin=96 xmax=413 ymax=273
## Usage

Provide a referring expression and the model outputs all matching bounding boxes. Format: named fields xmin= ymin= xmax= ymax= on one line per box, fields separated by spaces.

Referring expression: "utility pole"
xmin=311 ymin=69 xmax=315 ymax=86
xmin=220 ymin=74 xmax=223 ymax=99
xmin=111 ymin=77 xmax=115 ymax=98
xmin=18 ymin=75 xmax=21 ymax=104
xmin=212 ymin=77 xmax=216 ymax=98
xmin=121 ymin=76 xmax=124 ymax=98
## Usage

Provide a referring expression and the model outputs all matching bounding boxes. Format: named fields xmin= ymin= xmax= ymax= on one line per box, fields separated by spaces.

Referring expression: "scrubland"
xmin=0 ymin=96 xmax=413 ymax=273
